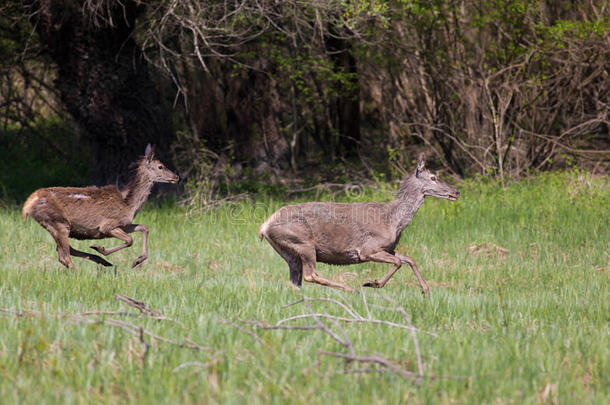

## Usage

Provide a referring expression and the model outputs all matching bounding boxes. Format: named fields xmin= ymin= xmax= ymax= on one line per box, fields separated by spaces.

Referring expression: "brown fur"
xmin=23 ymin=145 xmax=179 ymax=269
xmin=260 ymin=154 xmax=459 ymax=295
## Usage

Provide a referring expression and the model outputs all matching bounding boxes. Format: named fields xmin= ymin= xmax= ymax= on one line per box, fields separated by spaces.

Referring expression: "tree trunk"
xmin=326 ymin=36 xmax=361 ymax=158
xmin=187 ymin=58 xmax=289 ymax=170
xmin=28 ymin=0 xmax=174 ymax=185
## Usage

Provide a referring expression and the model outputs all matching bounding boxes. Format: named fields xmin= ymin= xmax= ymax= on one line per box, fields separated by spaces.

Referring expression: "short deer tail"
xmin=258 ymin=219 xmax=270 ymax=241
xmin=22 ymin=192 xmax=39 ymax=220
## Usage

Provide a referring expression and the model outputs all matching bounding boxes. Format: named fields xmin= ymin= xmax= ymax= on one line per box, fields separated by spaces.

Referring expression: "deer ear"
xmin=145 ymin=144 xmax=154 ymax=163
xmin=416 ymin=153 xmax=425 ymax=177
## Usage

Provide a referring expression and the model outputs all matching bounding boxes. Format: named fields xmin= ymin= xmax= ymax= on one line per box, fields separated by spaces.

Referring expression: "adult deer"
xmin=259 ymin=154 xmax=459 ymax=296
xmin=22 ymin=144 xmax=179 ymax=269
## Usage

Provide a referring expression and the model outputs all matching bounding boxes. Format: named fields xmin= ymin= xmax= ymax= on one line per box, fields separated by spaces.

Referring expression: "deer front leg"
xmin=90 ymin=225 xmax=149 ymax=268
xmin=394 ymin=253 xmax=429 ymax=297
xmin=361 ymin=250 xmax=402 ymax=289
xmin=128 ymin=224 xmax=149 ymax=268
xmin=90 ymin=228 xmax=133 ymax=256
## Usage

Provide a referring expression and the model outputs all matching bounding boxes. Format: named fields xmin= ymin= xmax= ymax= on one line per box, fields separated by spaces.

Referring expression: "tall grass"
xmin=0 ymin=171 xmax=608 ymax=404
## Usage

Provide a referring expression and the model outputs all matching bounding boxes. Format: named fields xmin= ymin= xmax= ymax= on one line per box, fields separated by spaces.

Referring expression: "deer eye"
xmin=158 ymin=165 xmax=164 ymax=170
xmin=430 ymin=175 xmax=437 ymax=181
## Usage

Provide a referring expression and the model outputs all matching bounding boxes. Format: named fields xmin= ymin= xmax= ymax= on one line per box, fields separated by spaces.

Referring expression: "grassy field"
xmin=0 ymin=171 xmax=608 ymax=404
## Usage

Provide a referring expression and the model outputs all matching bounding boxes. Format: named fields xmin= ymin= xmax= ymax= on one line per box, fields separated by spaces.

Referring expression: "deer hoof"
xmin=91 ymin=254 xmax=112 ymax=267
xmin=90 ymin=245 xmax=106 ymax=255
xmin=132 ymin=256 xmax=147 ymax=268
xmin=363 ymin=280 xmax=381 ymax=288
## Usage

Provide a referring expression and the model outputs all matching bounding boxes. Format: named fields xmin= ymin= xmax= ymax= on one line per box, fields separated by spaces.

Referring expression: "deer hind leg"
xmin=361 ymin=250 xmax=402 ymax=289
xmin=69 ymin=246 xmax=113 ymax=267
xmin=42 ymin=223 xmax=112 ymax=267
xmin=287 ymin=256 xmax=303 ymax=287
xmin=300 ymin=249 xmax=355 ymax=292
xmin=394 ymin=253 xmax=430 ymax=297
xmin=44 ymin=222 xmax=73 ymax=268
xmin=264 ymin=236 xmax=303 ymax=287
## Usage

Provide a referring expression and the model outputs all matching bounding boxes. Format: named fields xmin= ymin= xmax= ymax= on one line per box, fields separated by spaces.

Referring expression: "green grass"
xmin=0 ymin=171 xmax=608 ymax=404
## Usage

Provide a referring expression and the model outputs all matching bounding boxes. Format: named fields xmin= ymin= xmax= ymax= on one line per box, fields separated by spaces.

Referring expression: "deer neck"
xmin=390 ymin=191 xmax=425 ymax=233
xmin=123 ymin=169 xmax=154 ymax=219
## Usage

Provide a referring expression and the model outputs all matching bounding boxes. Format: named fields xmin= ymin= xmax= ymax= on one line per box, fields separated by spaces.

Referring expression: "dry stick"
xmin=74 ymin=317 xmax=209 ymax=351
xmin=0 ymin=308 xmax=130 ymax=318
xmin=0 ymin=308 xmax=30 ymax=317
xmin=377 ymin=294 xmax=424 ymax=378
xmin=77 ymin=311 xmax=141 ymax=317
xmin=114 ymin=294 xmax=185 ymax=328
xmin=114 ymin=294 xmax=163 ymax=317
xmin=304 ymin=300 xmax=354 ymax=356
xmin=239 ymin=320 xmax=320 ymax=331
xmin=280 ymin=295 xmax=437 ymax=337
xmin=274 ymin=313 xmax=437 ymax=337
xmin=301 ymin=299 xmax=418 ymax=379
xmin=3 ymin=291 xmax=218 ymax=369
xmin=361 ymin=288 xmax=373 ymax=319
xmin=237 ymin=294 xmax=428 ymax=381
xmin=282 ymin=296 xmax=364 ymax=320
xmin=2 ymin=305 xmax=210 ymax=353
xmin=139 ymin=327 xmax=150 ymax=366
xmin=172 ymin=361 xmax=216 ymax=373
xmin=220 ymin=318 xmax=263 ymax=343
xmin=319 ymin=351 xmax=417 ymax=379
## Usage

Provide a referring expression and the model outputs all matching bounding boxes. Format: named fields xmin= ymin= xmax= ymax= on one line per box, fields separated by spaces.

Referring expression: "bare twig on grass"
xmin=115 ymin=294 xmax=164 ymax=317
xmin=114 ymin=294 xmax=185 ymax=328
xmin=232 ymin=292 xmax=437 ymax=382
xmin=279 ymin=295 xmax=437 ymax=337
xmin=220 ymin=318 xmax=263 ymax=344
xmin=0 ymin=308 xmax=35 ymax=317
xmin=76 ymin=311 xmax=141 ymax=317
xmin=70 ymin=315 xmax=209 ymax=352
xmin=139 ymin=327 xmax=150 ymax=366
xmin=376 ymin=295 xmax=424 ymax=378
xmin=319 ymin=350 xmax=416 ymax=378
xmin=172 ymin=360 xmax=217 ymax=374
xmin=0 ymin=295 xmax=205 ymax=352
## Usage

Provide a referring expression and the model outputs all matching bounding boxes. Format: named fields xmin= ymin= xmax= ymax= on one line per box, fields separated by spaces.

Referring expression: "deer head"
xmin=142 ymin=144 xmax=179 ymax=184
xmin=413 ymin=154 xmax=459 ymax=201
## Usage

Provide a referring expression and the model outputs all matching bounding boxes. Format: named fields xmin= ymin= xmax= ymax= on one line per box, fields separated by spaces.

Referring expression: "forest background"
xmin=0 ymin=0 xmax=608 ymax=202
xmin=1 ymin=3 xmax=608 ymax=403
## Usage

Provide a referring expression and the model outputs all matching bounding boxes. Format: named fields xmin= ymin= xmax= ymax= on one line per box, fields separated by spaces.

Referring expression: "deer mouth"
xmin=447 ymin=191 xmax=460 ymax=201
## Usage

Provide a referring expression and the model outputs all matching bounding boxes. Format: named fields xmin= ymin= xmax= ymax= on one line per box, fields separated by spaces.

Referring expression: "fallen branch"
xmin=232 ymin=291 xmax=435 ymax=382
xmin=319 ymin=350 xmax=417 ymax=379
xmin=71 ymin=315 xmax=209 ymax=351
xmin=1 ymin=295 xmax=204 ymax=352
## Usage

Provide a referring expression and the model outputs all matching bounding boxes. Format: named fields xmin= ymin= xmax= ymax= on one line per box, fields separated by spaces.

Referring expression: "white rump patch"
xmin=259 ymin=212 xmax=278 ymax=238
xmin=69 ymin=193 xmax=91 ymax=200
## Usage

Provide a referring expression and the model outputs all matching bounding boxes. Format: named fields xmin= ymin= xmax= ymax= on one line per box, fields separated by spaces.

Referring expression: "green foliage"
xmin=0 ymin=118 xmax=90 ymax=203
xmin=0 ymin=171 xmax=608 ymax=403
